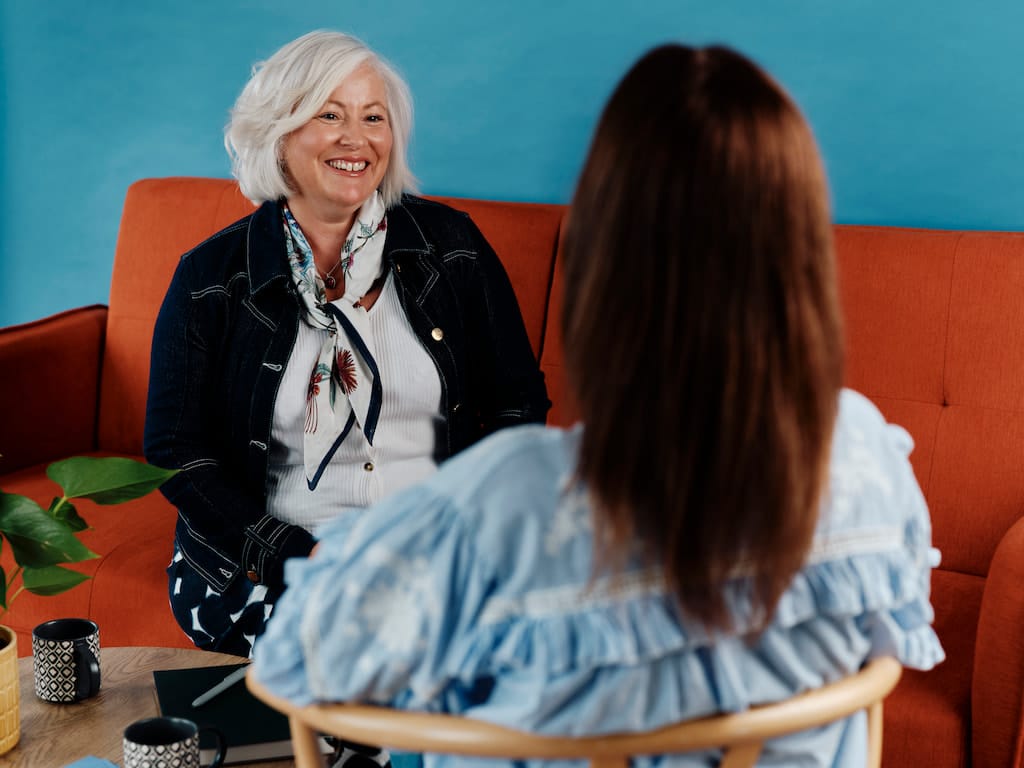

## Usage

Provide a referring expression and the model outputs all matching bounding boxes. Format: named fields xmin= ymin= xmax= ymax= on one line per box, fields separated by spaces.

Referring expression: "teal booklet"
xmin=153 ymin=663 xmax=331 ymax=765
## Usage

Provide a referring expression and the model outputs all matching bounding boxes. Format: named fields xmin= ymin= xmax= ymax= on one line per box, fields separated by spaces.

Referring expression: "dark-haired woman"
xmin=252 ymin=43 xmax=943 ymax=768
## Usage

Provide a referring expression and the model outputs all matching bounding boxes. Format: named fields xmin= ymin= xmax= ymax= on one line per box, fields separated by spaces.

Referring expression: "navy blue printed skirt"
xmin=167 ymin=546 xmax=401 ymax=768
xmin=167 ymin=546 xmax=274 ymax=657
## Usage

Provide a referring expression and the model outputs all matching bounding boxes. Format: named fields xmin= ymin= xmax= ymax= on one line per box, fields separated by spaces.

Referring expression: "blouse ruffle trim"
xmin=453 ymin=546 xmax=945 ymax=681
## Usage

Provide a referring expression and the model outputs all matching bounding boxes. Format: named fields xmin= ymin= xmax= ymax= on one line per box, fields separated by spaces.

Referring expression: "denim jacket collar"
xmin=382 ymin=197 xmax=434 ymax=262
xmin=246 ymin=201 xmax=290 ymax=295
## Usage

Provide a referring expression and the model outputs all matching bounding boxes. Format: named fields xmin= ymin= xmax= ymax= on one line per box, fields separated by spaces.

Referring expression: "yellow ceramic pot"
xmin=0 ymin=625 xmax=19 ymax=754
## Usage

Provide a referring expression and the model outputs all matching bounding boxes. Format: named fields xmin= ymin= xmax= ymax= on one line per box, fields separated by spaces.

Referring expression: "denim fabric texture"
xmin=144 ymin=196 xmax=550 ymax=615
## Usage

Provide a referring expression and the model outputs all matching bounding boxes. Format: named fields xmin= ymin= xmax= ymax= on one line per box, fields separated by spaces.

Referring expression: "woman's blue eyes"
xmin=316 ymin=112 xmax=385 ymax=123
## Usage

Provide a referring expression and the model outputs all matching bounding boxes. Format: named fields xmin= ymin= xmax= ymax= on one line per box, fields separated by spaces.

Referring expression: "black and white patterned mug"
xmin=31 ymin=618 xmax=101 ymax=703
xmin=124 ymin=717 xmax=226 ymax=768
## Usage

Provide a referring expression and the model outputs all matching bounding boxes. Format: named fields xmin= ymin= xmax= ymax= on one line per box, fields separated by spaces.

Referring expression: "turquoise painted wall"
xmin=3 ymin=0 xmax=1023 ymax=325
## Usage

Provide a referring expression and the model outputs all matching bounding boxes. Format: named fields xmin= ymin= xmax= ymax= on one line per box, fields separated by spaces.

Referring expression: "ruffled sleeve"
xmin=806 ymin=390 xmax=944 ymax=671
xmin=251 ymin=485 xmax=487 ymax=707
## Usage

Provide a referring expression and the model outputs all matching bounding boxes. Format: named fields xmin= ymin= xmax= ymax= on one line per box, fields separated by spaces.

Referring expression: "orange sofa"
xmin=1 ymin=177 xmax=1022 ymax=767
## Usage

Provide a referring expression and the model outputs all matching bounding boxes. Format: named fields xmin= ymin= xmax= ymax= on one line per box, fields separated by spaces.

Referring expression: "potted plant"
xmin=0 ymin=456 xmax=176 ymax=754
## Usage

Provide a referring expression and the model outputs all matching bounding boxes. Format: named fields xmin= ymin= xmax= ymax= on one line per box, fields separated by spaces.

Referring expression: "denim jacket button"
xmin=363 ymin=462 xmax=374 ymax=472
xmin=431 ymin=327 xmax=444 ymax=341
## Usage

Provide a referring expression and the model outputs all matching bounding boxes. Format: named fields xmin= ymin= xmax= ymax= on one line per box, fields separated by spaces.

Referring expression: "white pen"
xmin=191 ymin=665 xmax=250 ymax=708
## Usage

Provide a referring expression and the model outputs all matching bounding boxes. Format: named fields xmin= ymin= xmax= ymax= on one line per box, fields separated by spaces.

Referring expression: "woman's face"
xmin=282 ymin=63 xmax=393 ymax=226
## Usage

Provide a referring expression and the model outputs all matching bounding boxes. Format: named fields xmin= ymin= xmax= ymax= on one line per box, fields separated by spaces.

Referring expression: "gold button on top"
xmin=431 ymin=327 xmax=444 ymax=341
xmin=364 ymin=462 xmax=374 ymax=472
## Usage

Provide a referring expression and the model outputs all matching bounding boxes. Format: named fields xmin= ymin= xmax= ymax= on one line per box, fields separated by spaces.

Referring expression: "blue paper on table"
xmin=62 ymin=758 xmax=118 ymax=768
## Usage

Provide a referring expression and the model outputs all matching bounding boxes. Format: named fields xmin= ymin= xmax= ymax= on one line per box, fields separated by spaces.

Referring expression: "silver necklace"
xmin=320 ymin=224 xmax=380 ymax=289
xmin=320 ymin=258 xmax=343 ymax=289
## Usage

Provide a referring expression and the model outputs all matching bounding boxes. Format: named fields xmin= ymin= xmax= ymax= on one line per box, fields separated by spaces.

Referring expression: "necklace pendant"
xmin=323 ymin=275 xmax=337 ymax=290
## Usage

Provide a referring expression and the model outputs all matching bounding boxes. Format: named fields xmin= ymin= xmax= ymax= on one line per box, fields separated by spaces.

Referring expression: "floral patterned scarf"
xmin=283 ymin=193 xmax=388 ymax=489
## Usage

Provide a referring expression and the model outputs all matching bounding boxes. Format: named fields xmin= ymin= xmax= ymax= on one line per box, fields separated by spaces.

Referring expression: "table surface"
xmin=11 ymin=645 xmax=295 ymax=768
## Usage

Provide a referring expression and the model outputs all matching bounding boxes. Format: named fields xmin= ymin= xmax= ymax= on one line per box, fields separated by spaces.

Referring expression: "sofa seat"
xmin=883 ymin=569 xmax=982 ymax=768
xmin=0 ymin=455 xmax=192 ymax=654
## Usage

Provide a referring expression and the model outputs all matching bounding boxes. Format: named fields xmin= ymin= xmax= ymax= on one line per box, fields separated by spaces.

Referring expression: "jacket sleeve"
xmin=460 ymin=217 xmax=551 ymax=432
xmin=143 ymin=253 xmax=314 ymax=594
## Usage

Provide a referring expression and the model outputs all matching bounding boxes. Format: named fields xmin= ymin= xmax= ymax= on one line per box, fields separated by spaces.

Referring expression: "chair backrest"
xmin=246 ymin=657 xmax=901 ymax=768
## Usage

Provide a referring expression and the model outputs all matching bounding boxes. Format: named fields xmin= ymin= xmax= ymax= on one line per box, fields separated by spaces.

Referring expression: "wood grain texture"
xmin=9 ymin=646 xmax=294 ymax=767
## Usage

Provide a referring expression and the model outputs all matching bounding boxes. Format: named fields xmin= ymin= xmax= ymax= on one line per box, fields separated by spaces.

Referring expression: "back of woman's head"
xmin=562 ymin=44 xmax=843 ymax=630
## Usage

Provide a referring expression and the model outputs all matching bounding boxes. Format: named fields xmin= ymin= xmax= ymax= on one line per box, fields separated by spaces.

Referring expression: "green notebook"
xmin=152 ymin=663 xmax=330 ymax=765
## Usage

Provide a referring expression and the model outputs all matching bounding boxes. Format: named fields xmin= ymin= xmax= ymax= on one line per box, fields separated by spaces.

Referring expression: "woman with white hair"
xmin=144 ymin=30 xmax=549 ymax=658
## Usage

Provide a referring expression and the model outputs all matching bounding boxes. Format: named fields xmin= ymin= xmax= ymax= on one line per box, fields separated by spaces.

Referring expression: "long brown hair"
xmin=562 ymin=44 xmax=843 ymax=630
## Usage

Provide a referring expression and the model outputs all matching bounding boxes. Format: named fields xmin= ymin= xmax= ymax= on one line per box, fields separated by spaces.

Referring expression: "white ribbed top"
xmin=266 ymin=273 xmax=442 ymax=535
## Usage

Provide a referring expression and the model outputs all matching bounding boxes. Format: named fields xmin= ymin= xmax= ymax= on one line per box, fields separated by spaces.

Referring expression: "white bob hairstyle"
xmin=225 ymin=30 xmax=417 ymax=208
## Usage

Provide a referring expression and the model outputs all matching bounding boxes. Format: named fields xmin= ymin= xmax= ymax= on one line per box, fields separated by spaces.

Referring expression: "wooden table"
xmin=11 ymin=646 xmax=294 ymax=767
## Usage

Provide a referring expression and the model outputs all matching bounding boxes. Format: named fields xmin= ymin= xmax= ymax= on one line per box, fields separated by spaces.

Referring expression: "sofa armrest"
xmin=972 ymin=514 xmax=1024 ymax=768
xmin=0 ymin=305 xmax=107 ymax=474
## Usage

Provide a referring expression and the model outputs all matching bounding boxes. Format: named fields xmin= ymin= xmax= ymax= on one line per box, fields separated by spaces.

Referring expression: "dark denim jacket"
xmin=144 ymin=196 xmax=550 ymax=595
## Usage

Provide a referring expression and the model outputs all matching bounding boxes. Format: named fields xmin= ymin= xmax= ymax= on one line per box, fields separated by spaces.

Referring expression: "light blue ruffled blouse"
xmin=252 ymin=389 xmax=944 ymax=768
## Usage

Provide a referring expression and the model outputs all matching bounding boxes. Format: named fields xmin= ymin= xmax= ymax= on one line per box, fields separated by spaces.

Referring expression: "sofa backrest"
xmin=98 ymin=177 xmax=563 ymax=456
xmin=96 ymin=180 xmax=1024 ymax=767
xmin=103 ymin=177 xmax=1024 ymax=582
xmin=833 ymin=225 xmax=1024 ymax=581
xmin=542 ymin=223 xmax=1024 ymax=582
xmin=99 ymin=179 xmax=258 ymax=455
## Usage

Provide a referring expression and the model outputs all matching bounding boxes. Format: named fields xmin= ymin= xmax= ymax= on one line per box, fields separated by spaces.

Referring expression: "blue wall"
xmin=3 ymin=0 xmax=1024 ymax=326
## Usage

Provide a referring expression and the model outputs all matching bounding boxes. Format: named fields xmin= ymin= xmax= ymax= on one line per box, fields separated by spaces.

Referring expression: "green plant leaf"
xmin=0 ymin=492 xmax=99 ymax=566
xmin=4 ymin=531 xmax=99 ymax=568
xmin=46 ymin=457 xmax=178 ymax=504
xmin=3 ymin=534 xmax=56 ymax=567
xmin=49 ymin=499 xmax=89 ymax=532
xmin=22 ymin=565 xmax=91 ymax=596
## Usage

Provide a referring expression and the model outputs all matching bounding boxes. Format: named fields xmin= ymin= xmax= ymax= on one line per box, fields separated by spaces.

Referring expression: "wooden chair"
xmin=246 ymin=657 xmax=901 ymax=768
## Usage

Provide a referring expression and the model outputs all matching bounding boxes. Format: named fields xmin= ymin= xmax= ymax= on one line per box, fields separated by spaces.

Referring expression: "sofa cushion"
xmin=973 ymin=516 xmax=1024 ymax=768
xmin=0 ymin=454 xmax=191 ymax=656
xmin=884 ymin=570 xmax=980 ymax=768
xmin=0 ymin=305 xmax=107 ymax=474
xmin=837 ymin=225 xmax=1024 ymax=579
xmin=99 ymin=178 xmax=257 ymax=456
xmin=835 ymin=225 xmax=957 ymax=405
xmin=430 ymin=196 xmax=563 ymax=358
xmin=538 ymin=233 xmax=578 ymax=428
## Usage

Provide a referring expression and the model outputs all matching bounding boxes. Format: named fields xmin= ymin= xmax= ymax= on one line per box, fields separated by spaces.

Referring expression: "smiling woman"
xmin=282 ymin=63 xmax=395 ymax=278
xmin=142 ymin=30 xmax=550 ymax=709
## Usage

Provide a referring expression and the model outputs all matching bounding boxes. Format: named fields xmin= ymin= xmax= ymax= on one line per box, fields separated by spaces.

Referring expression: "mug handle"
xmin=200 ymin=726 xmax=228 ymax=768
xmin=73 ymin=642 xmax=101 ymax=700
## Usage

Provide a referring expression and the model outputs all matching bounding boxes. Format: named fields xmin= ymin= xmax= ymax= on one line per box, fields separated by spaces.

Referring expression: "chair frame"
xmin=247 ymin=657 xmax=901 ymax=768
